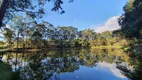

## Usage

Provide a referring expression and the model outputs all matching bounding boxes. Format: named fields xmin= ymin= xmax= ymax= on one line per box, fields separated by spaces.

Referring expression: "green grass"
xmin=0 ymin=60 xmax=13 ymax=80
xmin=91 ymin=46 xmax=123 ymax=49
xmin=0 ymin=61 xmax=20 ymax=80
xmin=0 ymin=44 xmax=7 ymax=48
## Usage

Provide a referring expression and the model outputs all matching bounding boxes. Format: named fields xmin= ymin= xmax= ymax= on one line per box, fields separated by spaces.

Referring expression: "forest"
xmin=0 ymin=0 xmax=142 ymax=80
xmin=0 ymin=18 xmax=128 ymax=50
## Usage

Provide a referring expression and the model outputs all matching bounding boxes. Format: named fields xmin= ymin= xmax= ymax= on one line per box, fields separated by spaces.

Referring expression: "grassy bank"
xmin=0 ymin=60 xmax=13 ymax=80
xmin=91 ymin=46 xmax=123 ymax=49
xmin=0 ymin=61 xmax=20 ymax=80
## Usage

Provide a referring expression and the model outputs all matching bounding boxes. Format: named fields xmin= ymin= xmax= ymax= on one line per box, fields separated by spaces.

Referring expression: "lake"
xmin=1 ymin=48 xmax=132 ymax=80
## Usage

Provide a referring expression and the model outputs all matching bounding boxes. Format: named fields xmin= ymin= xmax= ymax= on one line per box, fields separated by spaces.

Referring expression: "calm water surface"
xmin=1 ymin=49 xmax=131 ymax=80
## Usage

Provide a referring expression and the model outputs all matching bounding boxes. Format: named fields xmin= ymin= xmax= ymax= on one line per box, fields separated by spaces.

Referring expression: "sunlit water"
xmin=1 ymin=49 xmax=131 ymax=80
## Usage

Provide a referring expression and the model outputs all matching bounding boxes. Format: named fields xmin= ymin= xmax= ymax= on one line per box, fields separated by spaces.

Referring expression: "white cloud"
xmin=91 ymin=16 xmax=121 ymax=33
xmin=97 ymin=62 xmax=127 ymax=78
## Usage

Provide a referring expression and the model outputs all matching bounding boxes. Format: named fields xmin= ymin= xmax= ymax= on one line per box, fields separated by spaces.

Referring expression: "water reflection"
xmin=1 ymin=49 xmax=131 ymax=80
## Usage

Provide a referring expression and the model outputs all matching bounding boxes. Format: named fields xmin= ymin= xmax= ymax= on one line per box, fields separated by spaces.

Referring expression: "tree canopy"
xmin=119 ymin=0 xmax=142 ymax=39
xmin=0 ymin=0 xmax=73 ymax=27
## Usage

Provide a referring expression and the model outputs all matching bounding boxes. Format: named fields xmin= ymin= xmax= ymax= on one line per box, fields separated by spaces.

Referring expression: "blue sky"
xmin=43 ymin=0 xmax=128 ymax=31
xmin=0 ymin=0 xmax=128 ymax=40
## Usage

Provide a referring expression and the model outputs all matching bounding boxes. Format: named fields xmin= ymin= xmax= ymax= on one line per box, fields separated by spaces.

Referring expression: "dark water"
xmin=1 ymin=49 xmax=132 ymax=80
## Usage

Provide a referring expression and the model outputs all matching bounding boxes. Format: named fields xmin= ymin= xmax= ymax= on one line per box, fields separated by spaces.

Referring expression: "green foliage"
xmin=0 ymin=0 xmax=73 ymax=27
xmin=0 ymin=41 xmax=5 ymax=45
xmin=3 ymin=28 xmax=14 ymax=46
xmin=2 ymin=21 xmax=128 ymax=49
xmin=2 ymin=15 xmax=128 ymax=49
xmin=119 ymin=0 xmax=142 ymax=38
xmin=57 ymin=26 xmax=78 ymax=40
xmin=0 ymin=60 xmax=12 ymax=80
xmin=90 ymin=31 xmax=128 ymax=48
xmin=78 ymin=29 xmax=96 ymax=41
xmin=124 ymin=0 xmax=134 ymax=12
xmin=77 ymin=38 xmax=89 ymax=48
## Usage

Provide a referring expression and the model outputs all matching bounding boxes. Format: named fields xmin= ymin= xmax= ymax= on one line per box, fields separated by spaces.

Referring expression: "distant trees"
xmin=76 ymin=29 xmax=96 ymax=48
xmin=2 ymin=15 xmax=128 ymax=49
xmin=78 ymin=29 xmax=96 ymax=41
xmin=57 ymin=26 xmax=78 ymax=41
xmin=3 ymin=20 xmax=128 ymax=49
xmin=0 ymin=41 xmax=5 ymax=45
xmin=3 ymin=28 xmax=14 ymax=47
xmin=90 ymin=31 xmax=128 ymax=48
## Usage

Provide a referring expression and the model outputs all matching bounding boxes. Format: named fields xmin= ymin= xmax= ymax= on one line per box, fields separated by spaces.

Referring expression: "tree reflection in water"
xmin=1 ymin=48 xmax=134 ymax=80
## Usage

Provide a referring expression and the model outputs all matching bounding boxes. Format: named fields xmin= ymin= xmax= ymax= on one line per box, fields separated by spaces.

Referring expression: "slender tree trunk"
xmin=17 ymin=32 xmax=19 ymax=52
xmin=22 ymin=36 xmax=25 ymax=49
xmin=15 ymin=52 xmax=18 ymax=71
xmin=0 ymin=0 xmax=9 ymax=27
xmin=25 ymin=35 xmax=27 ymax=49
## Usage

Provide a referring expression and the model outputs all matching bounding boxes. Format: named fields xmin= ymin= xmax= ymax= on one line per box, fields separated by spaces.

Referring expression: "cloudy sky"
xmin=91 ymin=16 xmax=120 ymax=33
xmin=0 ymin=0 xmax=128 ymax=40
xmin=97 ymin=62 xmax=127 ymax=79
xmin=44 ymin=0 xmax=127 ymax=32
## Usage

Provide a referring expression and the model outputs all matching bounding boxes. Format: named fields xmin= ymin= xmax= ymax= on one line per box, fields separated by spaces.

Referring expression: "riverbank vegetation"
xmin=0 ymin=16 xmax=129 ymax=50
xmin=0 ymin=60 xmax=19 ymax=80
xmin=117 ymin=0 xmax=142 ymax=79
xmin=0 ymin=0 xmax=142 ymax=80
xmin=1 ymin=21 xmax=129 ymax=50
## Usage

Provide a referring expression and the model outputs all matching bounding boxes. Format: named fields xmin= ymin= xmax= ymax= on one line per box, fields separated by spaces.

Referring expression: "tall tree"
xmin=3 ymin=28 xmax=14 ymax=47
xmin=57 ymin=26 xmax=78 ymax=40
xmin=79 ymin=29 xmax=96 ymax=41
xmin=119 ymin=0 xmax=142 ymax=38
xmin=0 ymin=0 xmax=73 ymax=27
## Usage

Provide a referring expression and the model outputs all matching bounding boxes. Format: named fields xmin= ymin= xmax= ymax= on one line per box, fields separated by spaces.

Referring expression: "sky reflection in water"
xmin=2 ymin=49 xmax=130 ymax=80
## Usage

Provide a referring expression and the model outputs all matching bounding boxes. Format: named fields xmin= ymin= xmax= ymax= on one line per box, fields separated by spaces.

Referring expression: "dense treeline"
xmin=1 ymin=16 xmax=128 ymax=49
xmin=0 ymin=0 xmax=142 ymax=80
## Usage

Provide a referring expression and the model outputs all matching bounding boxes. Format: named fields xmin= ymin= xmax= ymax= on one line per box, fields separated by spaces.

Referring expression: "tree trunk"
xmin=22 ymin=36 xmax=25 ymax=49
xmin=25 ymin=35 xmax=27 ymax=48
xmin=17 ymin=32 xmax=19 ymax=52
xmin=0 ymin=0 xmax=9 ymax=27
